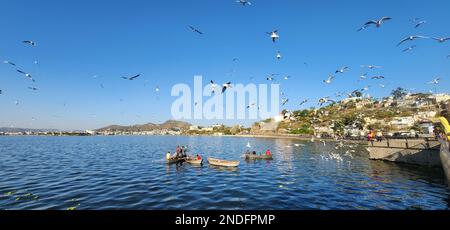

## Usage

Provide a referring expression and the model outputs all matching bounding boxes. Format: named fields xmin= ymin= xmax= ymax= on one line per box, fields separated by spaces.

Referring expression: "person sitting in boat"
xmin=176 ymin=145 xmax=181 ymax=157
xmin=181 ymin=146 xmax=187 ymax=157
xmin=252 ymin=151 xmax=257 ymax=155
xmin=245 ymin=150 xmax=250 ymax=155
xmin=266 ymin=149 xmax=272 ymax=156
xmin=166 ymin=152 xmax=171 ymax=160
xmin=196 ymin=154 xmax=202 ymax=160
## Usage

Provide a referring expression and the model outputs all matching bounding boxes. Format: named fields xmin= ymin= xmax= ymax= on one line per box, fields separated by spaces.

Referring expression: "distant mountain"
xmin=0 ymin=127 xmax=60 ymax=133
xmin=95 ymin=120 xmax=191 ymax=132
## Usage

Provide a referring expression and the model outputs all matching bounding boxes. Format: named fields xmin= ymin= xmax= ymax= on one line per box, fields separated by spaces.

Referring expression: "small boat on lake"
xmin=185 ymin=156 xmax=203 ymax=165
xmin=166 ymin=157 xmax=185 ymax=164
xmin=207 ymin=158 xmax=240 ymax=167
xmin=245 ymin=154 xmax=273 ymax=160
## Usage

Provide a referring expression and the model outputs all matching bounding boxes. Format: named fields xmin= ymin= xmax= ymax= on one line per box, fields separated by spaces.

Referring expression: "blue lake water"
xmin=0 ymin=136 xmax=449 ymax=210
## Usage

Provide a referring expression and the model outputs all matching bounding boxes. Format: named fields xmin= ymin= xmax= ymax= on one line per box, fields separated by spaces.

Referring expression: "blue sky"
xmin=0 ymin=0 xmax=449 ymax=130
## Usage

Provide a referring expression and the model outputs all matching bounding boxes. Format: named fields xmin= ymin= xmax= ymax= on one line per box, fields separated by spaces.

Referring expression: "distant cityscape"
xmin=2 ymin=91 xmax=449 ymax=139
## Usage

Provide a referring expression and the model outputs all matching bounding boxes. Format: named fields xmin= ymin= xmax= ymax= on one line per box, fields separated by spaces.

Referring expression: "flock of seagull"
xmin=0 ymin=1 xmax=448 ymax=139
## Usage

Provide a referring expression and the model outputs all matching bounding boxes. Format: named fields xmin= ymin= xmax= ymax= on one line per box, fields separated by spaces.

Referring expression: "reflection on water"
xmin=0 ymin=136 xmax=448 ymax=210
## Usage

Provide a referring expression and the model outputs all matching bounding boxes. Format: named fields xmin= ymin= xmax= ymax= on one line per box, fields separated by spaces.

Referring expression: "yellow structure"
xmin=439 ymin=117 xmax=450 ymax=140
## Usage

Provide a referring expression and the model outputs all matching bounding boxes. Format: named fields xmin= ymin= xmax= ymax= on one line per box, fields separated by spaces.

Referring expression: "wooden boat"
xmin=245 ymin=154 xmax=273 ymax=160
xmin=166 ymin=157 xmax=185 ymax=164
xmin=207 ymin=158 xmax=240 ymax=167
xmin=185 ymin=156 xmax=203 ymax=165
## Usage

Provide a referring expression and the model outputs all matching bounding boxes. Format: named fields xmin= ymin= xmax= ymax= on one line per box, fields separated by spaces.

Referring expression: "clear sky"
xmin=0 ymin=0 xmax=449 ymax=130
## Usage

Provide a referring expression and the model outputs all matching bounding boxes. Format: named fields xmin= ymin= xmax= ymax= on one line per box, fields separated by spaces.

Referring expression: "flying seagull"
xmin=121 ymin=74 xmax=140 ymax=80
xmin=236 ymin=0 xmax=251 ymax=6
xmin=28 ymin=87 xmax=38 ymax=91
xmin=266 ymin=74 xmax=277 ymax=81
xmin=23 ymin=40 xmax=36 ymax=47
xmin=0 ymin=89 xmax=2 ymax=94
xmin=361 ymin=65 xmax=382 ymax=69
xmin=358 ymin=16 xmax=392 ymax=31
xmin=276 ymin=51 xmax=282 ymax=60
xmin=283 ymin=75 xmax=291 ymax=80
xmin=402 ymin=45 xmax=417 ymax=52
xmin=359 ymin=73 xmax=368 ymax=81
xmin=3 ymin=60 xmax=16 ymax=66
xmin=299 ymin=99 xmax=308 ymax=106
xmin=371 ymin=76 xmax=385 ymax=79
xmin=427 ymin=78 xmax=441 ymax=85
xmin=16 ymin=69 xmax=35 ymax=82
xmin=323 ymin=75 xmax=334 ymax=84
xmin=432 ymin=37 xmax=450 ymax=43
xmin=318 ymin=97 xmax=335 ymax=106
xmin=282 ymin=98 xmax=289 ymax=106
xmin=415 ymin=20 xmax=427 ymax=28
xmin=397 ymin=35 xmax=428 ymax=46
xmin=189 ymin=25 xmax=203 ymax=35
xmin=222 ymin=82 xmax=232 ymax=93
xmin=266 ymin=30 xmax=279 ymax=43
xmin=335 ymin=66 xmax=349 ymax=74
xmin=210 ymin=80 xmax=218 ymax=93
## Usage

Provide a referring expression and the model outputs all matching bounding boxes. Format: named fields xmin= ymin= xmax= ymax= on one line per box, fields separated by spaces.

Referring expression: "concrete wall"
xmin=367 ymin=139 xmax=441 ymax=167
xmin=439 ymin=140 xmax=450 ymax=185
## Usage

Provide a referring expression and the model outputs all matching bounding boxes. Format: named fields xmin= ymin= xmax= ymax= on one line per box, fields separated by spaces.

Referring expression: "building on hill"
xmin=390 ymin=116 xmax=415 ymax=130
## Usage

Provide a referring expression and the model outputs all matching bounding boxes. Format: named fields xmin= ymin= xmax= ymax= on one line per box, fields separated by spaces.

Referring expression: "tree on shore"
xmin=391 ymin=87 xmax=407 ymax=100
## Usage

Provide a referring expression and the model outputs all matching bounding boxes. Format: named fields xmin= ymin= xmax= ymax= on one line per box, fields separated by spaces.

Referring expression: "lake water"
xmin=0 ymin=136 xmax=449 ymax=210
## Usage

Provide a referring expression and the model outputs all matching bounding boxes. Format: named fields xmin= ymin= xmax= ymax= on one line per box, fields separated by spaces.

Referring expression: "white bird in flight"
xmin=276 ymin=51 xmax=282 ymax=60
xmin=361 ymin=65 xmax=382 ymax=69
xmin=266 ymin=30 xmax=279 ymax=43
xmin=428 ymin=78 xmax=441 ymax=85
xmin=23 ymin=40 xmax=36 ymax=47
xmin=402 ymin=45 xmax=417 ymax=53
xmin=432 ymin=37 xmax=450 ymax=43
xmin=323 ymin=75 xmax=334 ymax=84
xmin=335 ymin=66 xmax=349 ymax=74
xmin=358 ymin=16 xmax=392 ymax=31
xmin=397 ymin=35 xmax=429 ymax=46
xmin=236 ymin=0 xmax=251 ymax=6
xmin=16 ymin=69 xmax=35 ymax=82
xmin=3 ymin=60 xmax=16 ymax=66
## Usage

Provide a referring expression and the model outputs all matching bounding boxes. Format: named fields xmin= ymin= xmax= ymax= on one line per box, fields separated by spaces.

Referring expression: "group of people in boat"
xmin=245 ymin=149 xmax=272 ymax=156
xmin=166 ymin=145 xmax=202 ymax=161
